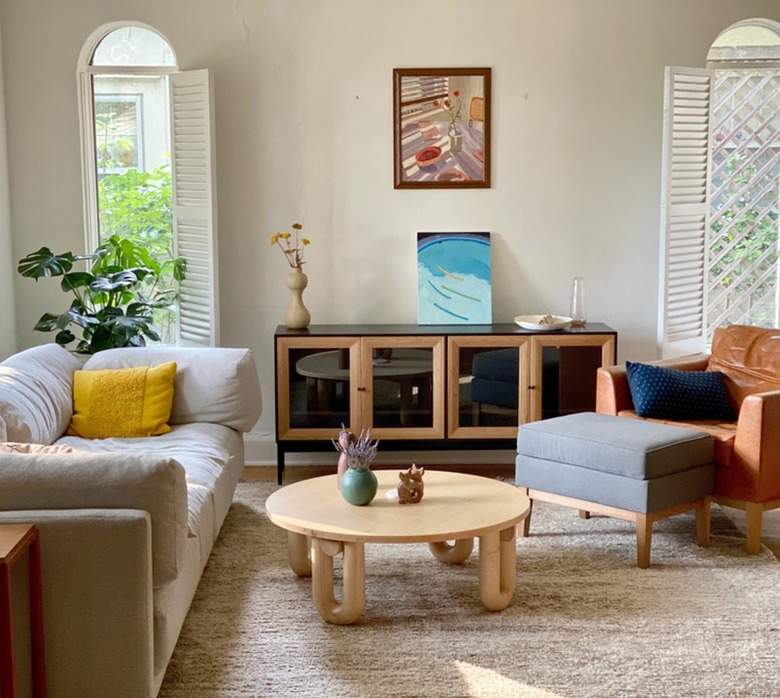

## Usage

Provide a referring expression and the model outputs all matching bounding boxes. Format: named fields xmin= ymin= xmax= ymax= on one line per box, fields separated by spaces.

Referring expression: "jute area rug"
xmin=159 ymin=480 xmax=780 ymax=698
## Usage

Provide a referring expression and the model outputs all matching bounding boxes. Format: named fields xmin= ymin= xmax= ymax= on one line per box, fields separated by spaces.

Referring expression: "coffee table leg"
xmin=311 ymin=538 xmax=365 ymax=625
xmin=428 ymin=538 xmax=474 ymax=564
xmin=479 ymin=525 xmax=516 ymax=612
xmin=287 ymin=532 xmax=312 ymax=577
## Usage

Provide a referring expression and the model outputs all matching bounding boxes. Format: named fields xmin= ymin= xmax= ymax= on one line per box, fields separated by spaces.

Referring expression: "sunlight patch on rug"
xmin=455 ymin=661 xmax=564 ymax=697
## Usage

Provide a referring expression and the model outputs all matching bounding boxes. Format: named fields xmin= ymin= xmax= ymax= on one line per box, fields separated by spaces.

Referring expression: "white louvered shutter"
xmin=657 ymin=67 xmax=713 ymax=358
xmin=170 ymin=69 xmax=219 ymax=347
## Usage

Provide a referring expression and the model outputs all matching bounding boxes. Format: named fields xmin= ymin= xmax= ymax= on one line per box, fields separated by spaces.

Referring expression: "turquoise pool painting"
xmin=417 ymin=232 xmax=492 ymax=324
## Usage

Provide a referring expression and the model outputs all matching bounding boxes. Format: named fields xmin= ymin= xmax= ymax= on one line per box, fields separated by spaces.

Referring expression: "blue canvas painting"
xmin=417 ymin=232 xmax=492 ymax=324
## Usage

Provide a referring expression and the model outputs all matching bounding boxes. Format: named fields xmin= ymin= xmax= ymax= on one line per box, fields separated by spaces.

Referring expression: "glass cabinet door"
xmin=359 ymin=337 xmax=445 ymax=439
xmin=447 ymin=337 xmax=531 ymax=439
xmin=276 ymin=337 xmax=361 ymax=440
xmin=528 ymin=334 xmax=616 ymax=422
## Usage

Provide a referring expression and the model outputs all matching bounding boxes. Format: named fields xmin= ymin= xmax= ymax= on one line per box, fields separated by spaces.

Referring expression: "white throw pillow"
xmin=0 ymin=344 xmax=83 ymax=443
xmin=83 ymin=347 xmax=262 ymax=431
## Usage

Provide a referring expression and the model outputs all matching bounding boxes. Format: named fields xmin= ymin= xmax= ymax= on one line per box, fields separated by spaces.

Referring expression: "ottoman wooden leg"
xmin=521 ymin=491 xmax=532 ymax=538
xmin=636 ymin=514 xmax=652 ymax=569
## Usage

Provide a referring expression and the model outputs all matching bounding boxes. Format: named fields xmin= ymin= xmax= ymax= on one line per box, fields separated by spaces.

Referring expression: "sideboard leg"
xmin=277 ymin=445 xmax=285 ymax=485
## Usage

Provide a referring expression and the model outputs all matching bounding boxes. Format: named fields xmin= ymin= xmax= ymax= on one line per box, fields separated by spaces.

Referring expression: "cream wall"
xmin=0 ymin=12 xmax=14 ymax=361
xmin=2 ymin=0 xmax=779 ymax=462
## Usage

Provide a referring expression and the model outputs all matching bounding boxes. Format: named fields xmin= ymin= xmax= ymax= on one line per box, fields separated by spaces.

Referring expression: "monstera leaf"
xmin=17 ymin=236 xmax=185 ymax=354
xmin=17 ymin=248 xmax=79 ymax=279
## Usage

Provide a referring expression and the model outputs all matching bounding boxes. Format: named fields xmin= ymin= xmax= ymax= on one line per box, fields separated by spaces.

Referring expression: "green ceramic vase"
xmin=340 ymin=468 xmax=378 ymax=506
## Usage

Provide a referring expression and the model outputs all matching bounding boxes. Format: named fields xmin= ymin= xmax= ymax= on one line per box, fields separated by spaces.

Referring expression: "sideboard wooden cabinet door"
xmin=359 ymin=336 xmax=445 ymax=440
xmin=447 ymin=336 xmax=532 ymax=439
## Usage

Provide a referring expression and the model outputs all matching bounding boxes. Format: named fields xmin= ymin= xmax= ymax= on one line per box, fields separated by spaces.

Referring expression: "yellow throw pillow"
xmin=67 ymin=362 xmax=177 ymax=439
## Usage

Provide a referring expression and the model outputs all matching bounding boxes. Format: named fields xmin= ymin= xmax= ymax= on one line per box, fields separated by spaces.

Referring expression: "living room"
xmin=1 ymin=1 xmax=780 ymax=696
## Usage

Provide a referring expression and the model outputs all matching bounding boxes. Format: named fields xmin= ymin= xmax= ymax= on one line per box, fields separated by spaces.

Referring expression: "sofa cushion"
xmin=68 ymin=362 xmax=176 ymax=439
xmin=57 ymin=422 xmax=244 ymax=548
xmin=625 ymin=361 xmax=735 ymax=421
xmin=0 ymin=344 xmax=83 ymax=443
xmin=708 ymin=325 xmax=780 ymax=409
xmin=83 ymin=347 xmax=261 ymax=432
xmin=0 ymin=442 xmax=76 ymax=454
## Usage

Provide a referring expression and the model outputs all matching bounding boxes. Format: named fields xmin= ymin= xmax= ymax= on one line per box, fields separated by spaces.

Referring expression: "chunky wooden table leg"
xmin=428 ymin=538 xmax=473 ymax=564
xmin=288 ymin=532 xmax=312 ymax=577
xmin=478 ymin=525 xmax=516 ymax=612
xmin=311 ymin=539 xmax=365 ymax=625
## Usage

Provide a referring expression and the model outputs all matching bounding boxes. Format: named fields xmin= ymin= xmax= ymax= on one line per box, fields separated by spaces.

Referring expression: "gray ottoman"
xmin=515 ymin=412 xmax=715 ymax=568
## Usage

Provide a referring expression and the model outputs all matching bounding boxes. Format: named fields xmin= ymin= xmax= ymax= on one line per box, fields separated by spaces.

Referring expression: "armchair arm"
xmin=595 ymin=353 xmax=712 ymax=415
xmin=596 ymin=365 xmax=631 ymax=415
xmin=730 ymin=389 xmax=780 ymax=501
xmin=0 ymin=451 xmax=187 ymax=587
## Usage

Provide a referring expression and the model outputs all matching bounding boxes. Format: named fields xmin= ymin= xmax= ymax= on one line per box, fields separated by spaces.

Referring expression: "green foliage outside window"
xmin=97 ymin=165 xmax=178 ymax=340
xmin=709 ymin=151 xmax=779 ymax=332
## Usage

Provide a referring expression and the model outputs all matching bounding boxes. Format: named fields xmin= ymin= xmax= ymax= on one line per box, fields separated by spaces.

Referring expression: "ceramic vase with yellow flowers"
xmin=270 ymin=223 xmax=311 ymax=329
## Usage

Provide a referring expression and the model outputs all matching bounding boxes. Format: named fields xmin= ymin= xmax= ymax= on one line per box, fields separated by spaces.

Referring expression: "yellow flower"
xmin=270 ymin=221 xmax=311 ymax=268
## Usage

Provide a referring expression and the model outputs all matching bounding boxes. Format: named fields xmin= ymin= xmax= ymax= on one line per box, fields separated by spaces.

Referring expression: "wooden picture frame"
xmin=393 ymin=67 xmax=491 ymax=189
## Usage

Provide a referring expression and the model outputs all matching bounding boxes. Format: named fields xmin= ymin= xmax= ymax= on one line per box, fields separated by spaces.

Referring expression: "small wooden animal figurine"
xmin=397 ymin=464 xmax=425 ymax=504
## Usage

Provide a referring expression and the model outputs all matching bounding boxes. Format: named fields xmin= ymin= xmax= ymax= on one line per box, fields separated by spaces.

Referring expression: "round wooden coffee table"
xmin=266 ymin=470 xmax=530 ymax=625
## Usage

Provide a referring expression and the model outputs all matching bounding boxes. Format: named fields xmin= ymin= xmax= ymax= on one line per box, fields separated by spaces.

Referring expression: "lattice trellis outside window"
xmin=708 ymin=70 xmax=780 ymax=338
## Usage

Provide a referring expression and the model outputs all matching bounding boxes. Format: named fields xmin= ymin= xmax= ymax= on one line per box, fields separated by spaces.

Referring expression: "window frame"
xmin=77 ymin=22 xmax=179 ymax=253
xmin=658 ymin=19 xmax=780 ymax=358
xmin=77 ymin=23 xmax=220 ymax=347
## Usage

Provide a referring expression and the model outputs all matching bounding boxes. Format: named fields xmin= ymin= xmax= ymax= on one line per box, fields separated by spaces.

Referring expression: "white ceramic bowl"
xmin=514 ymin=315 xmax=572 ymax=331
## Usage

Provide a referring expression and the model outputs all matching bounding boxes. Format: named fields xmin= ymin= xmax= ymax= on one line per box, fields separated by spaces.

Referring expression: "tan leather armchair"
xmin=597 ymin=325 xmax=780 ymax=554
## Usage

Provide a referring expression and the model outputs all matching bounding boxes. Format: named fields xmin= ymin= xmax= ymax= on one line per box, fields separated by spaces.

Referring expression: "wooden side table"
xmin=0 ymin=524 xmax=46 ymax=697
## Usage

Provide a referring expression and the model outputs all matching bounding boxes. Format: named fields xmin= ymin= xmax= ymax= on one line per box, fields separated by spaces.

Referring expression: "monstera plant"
xmin=18 ymin=235 xmax=185 ymax=354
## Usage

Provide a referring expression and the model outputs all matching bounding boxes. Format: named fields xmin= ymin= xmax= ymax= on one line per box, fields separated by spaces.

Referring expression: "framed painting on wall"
xmin=417 ymin=232 xmax=492 ymax=324
xmin=393 ymin=67 xmax=491 ymax=189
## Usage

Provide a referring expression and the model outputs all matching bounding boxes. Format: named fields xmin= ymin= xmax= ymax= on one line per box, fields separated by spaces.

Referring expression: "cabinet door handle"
xmin=357 ymin=386 xmax=366 ymax=392
xmin=528 ymin=385 xmax=536 ymax=390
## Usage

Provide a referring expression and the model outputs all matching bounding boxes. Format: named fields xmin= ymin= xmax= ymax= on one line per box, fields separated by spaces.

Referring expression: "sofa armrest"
xmin=0 ymin=509 xmax=154 ymax=698
xmin=596 ymin=353 xmax=712 ymax=415
xmin=731 ymin=389 xmax=780 ymax=500
xmin=0 ymin=451 xmax=187 ymax=587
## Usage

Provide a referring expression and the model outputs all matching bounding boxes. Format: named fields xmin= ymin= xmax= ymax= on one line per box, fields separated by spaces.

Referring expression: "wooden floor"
xmin=244 ymin=464 xmax=780 ymax=560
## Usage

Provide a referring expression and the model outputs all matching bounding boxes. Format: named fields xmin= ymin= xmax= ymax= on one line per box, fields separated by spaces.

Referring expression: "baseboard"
xmin=243 ymin=433 xmax=517 ymax=467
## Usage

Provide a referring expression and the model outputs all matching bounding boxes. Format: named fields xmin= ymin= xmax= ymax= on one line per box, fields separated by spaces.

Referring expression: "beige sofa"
xmin=0 ymin=343 xmax=262 ymax=697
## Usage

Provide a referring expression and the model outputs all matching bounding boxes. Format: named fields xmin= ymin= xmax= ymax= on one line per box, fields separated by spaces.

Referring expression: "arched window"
xmin=658 ymin=19 xmax=780 ymax=356
xmin=77 ymin=23 xmax=219 ymax=346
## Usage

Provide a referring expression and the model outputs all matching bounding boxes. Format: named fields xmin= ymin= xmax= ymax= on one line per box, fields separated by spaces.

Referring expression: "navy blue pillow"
xmin=625 ymin=361 xmax=736 ymax=421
